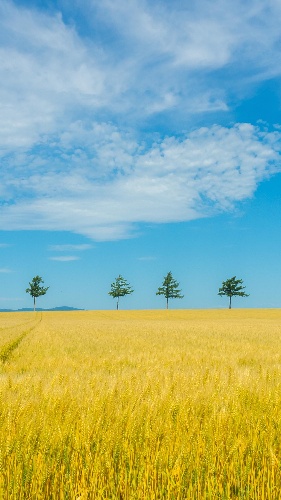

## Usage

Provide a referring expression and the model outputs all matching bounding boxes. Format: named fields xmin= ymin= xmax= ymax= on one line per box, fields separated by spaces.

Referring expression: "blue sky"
xmin=1 ymin=0 xmax=281 ymax=310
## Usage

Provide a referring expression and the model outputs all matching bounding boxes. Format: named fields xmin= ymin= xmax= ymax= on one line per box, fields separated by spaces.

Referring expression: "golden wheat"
xmin=0 ymin=309 xmax=281 ymax=499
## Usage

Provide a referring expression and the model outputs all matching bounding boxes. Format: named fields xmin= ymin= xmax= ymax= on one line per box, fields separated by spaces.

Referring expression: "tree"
xmin=26 ymin=275 xmax=49 ymax=311
xmin=218 ymin=276 xmax=249 ymax=309
xmin=156 ymin=271 xmax=183 ymax=309
xmin=108 ymin=275 xmax=134 ymax=310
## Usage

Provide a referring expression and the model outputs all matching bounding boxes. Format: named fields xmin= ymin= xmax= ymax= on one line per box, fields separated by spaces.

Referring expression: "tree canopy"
xmin=108 ymin=275 xmax=134 ymax=310
xmin=156 ymin=271 xmax=183 ymax=309
xmin=26 ymin=275 xmax=49 ymax=311
xmin=218 ymin=276 xmax=249 ymax=309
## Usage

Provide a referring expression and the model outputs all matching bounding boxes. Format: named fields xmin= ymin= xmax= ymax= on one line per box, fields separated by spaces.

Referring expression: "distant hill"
xmin=0 ymin=306 xmax=84 ymax=312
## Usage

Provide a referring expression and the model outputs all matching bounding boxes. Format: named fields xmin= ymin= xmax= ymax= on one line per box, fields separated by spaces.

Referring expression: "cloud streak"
xmin=48 ymin=244 xmax=92 ymax=251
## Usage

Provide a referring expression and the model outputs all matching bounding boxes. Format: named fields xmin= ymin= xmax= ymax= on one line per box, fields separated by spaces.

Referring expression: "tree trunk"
xmin=117 ymin=297 xmax=119 ymax=310
xmin=33 ymin=296 xmax=36 ymax=312
xmin=166 ymin=297 xmax=169 ymax=309
xmin=229 ymin=295 xmax=232 ymax=309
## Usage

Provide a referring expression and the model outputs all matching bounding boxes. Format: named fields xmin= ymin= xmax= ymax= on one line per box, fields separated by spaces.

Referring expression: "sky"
xmin=0 ymin=0 xmax=281 ymax=310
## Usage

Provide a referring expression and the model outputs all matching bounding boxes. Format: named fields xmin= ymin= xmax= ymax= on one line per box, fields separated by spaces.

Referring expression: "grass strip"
xmin=0 ymin=332 xmax=28 ymax=363
xmin=0 ymin=315 xmax=41 ymax=363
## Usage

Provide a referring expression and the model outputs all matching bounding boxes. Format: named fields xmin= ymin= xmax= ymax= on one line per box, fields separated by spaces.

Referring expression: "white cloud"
xmin=0 ymin=122 xmax=280 ymax=240
xmin=1 ymin=0 xmax=281 ymax=156
xmin=89 ymin=0 xmax=281 ymax=111
xmin=0 ymin=1 xmax=109 ymax=151
xmin=48 ymin=244 xmax=92 ymax=251
xmin=0 ymin=268 xmax=12 ymax=273
xmin=1 ymin=2 xmax=281 ymax=241
xmin=93 ymin=0 xmax=235 ymax=68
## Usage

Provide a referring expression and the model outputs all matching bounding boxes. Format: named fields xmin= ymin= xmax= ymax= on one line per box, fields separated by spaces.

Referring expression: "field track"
xmin=1 ymin=309 xmax=281 ymax=499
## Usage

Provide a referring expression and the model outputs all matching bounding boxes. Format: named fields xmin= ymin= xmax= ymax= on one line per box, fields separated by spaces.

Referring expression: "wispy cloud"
xmin=0 ymin=268 xmax=12 ymax=273
xmin=1 ymin=0 xmax=281 ymax=151
xmin=1 ymin=1 xmax=281 ymax=241
xmin=0 ymin=122 xmax=280 ymax=240
xmin=49 ymin=256 xmax=80 ymax=262
xmin=48 ymin=244 xmax=92 ymax=251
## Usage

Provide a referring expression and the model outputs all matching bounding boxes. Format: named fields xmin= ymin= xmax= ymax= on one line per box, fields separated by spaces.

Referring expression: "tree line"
xmin=26 ymin=273 xmax=249 ymax=311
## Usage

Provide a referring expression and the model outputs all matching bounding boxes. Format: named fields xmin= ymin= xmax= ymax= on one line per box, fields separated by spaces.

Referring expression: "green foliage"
xmin=108 ymin=275 xmax=134 ymax=310
xmin=156 ymin=271 xmax=183 ymax=309
xmin=26 ymin=275 xmax=49 ymax=311
xmin=218 ymin=276 xmax=249 ymax=309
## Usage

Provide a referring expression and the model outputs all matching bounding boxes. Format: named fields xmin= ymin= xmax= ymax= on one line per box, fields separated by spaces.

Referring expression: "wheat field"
xmin=1 ymin=309 xmax=281 ymax=499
